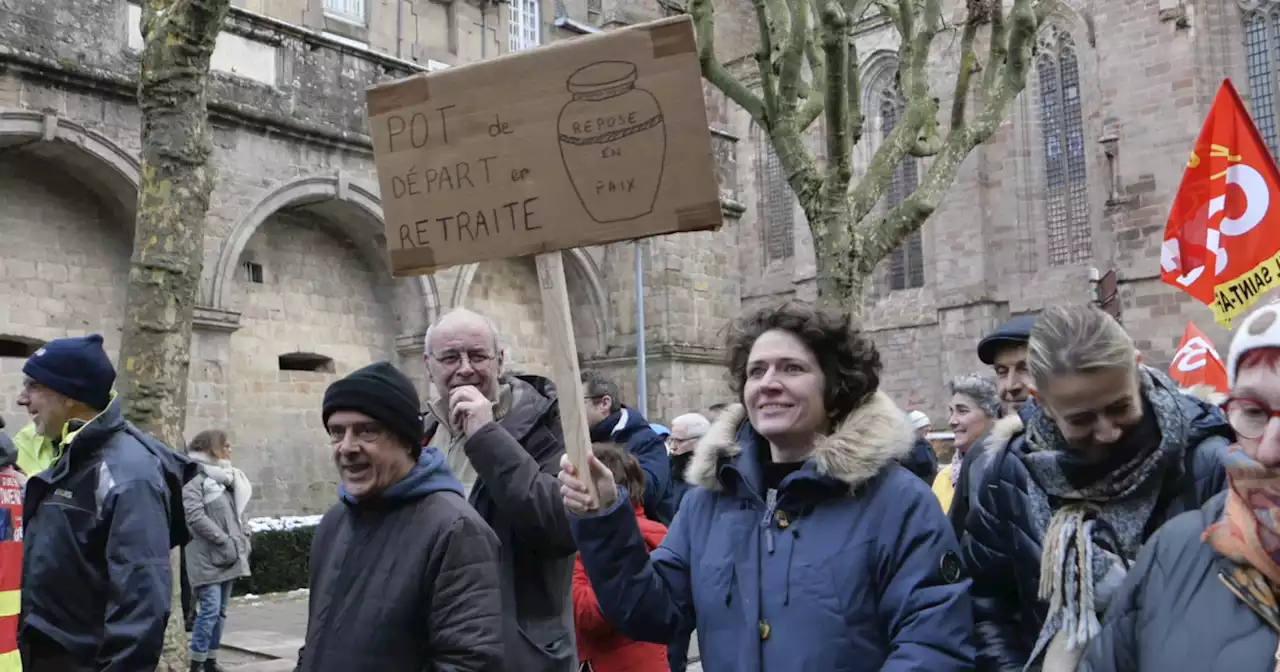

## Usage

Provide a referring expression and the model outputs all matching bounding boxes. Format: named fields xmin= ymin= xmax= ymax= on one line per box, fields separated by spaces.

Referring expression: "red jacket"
xmin=573 ymin=503 xmax=669 ymax=672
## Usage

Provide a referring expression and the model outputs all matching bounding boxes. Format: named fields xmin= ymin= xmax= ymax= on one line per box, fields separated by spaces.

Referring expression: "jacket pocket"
xmin=691 ymin=559 xmax=738 ymax=636
xmin=516 ymin=620 xmax=575 ymax=669
xmin=211 ymin=539 xmax=238 ymax=568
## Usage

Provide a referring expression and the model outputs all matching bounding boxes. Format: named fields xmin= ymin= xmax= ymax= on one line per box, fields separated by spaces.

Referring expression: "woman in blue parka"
xmin=558 ymin=302 xmax=975 ymax=671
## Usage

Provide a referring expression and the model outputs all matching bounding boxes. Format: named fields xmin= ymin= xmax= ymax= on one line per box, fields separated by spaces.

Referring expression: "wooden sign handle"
xmin=535 ymin=252 xmax=599 ymax=504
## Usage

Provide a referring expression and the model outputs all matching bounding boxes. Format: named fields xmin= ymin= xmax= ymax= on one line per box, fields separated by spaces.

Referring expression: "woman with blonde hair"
xmin=184 ymin=430 xmax=253 ymax=672
xmin=962 ymin=304 xmax=1233 ymax=671
xmin=1079 ymin=303 xmax=1280 ymax=670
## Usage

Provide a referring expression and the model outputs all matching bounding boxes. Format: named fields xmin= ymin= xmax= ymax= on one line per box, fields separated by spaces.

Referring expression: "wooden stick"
xmin=535 ymin=251 xmax=599 ymax=502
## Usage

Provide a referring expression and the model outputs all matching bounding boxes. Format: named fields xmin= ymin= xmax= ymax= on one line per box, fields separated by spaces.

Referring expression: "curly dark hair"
xmin=726 ymin=302 xmax=882 ymax=427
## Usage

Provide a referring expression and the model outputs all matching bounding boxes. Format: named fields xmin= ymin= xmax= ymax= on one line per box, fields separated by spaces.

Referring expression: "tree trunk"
xmin=804 ymin=200 xmax=867 ymax=319
xmin=117 ymin=0 xmax=231 ymax=669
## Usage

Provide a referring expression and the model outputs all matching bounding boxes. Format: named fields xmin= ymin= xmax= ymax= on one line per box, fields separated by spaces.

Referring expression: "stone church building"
xmin=0 ymin=0 xmax=1265 ymax=513
xmin=737 ymin=0 xmax=1270 ymax=420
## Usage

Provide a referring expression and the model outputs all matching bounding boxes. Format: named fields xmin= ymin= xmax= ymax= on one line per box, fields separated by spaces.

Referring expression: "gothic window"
xmin=1242 ymin=3 xmax=1280 ymax=158
xmin=1037 ymin=27 xmax=1091 ymax=267
xmin=879 ymin=82 xmax=924 ymax=290
xmin=509 ymin=0 xmax=540 ymax=52
xmin=758 ymin=129 xmax=796 ymax=263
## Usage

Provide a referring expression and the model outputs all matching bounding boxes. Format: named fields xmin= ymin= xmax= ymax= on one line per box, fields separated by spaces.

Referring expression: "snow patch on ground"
xmin=247 ymin=515 xmax=323 ymax=533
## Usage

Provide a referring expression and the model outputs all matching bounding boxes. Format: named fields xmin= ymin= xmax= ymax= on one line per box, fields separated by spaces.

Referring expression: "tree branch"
xmin=777 ymin=0 xmax=810 ymax=113
xmin=821 ymin=0 xmax=852 ymax=191
xmin=752 ymin=0 xmax=781 ymax=123
xmin=949 ymin=0 xmax=982 ymax=132
xmin=797 ymin=0 xmax=828 ymax=131
xmin=970 ymin=0 xmax=1038 ymax=140
xmin=859 ymin=0 xmax=1043 ymax=274
xmin=690 ymin=0 xmax=767 ymax=126
xmin=847 ymin=38 xmax=864 ymax=147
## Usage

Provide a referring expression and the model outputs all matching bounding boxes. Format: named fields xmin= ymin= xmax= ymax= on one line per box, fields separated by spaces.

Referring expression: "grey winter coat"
xmin=183 ymin=467 xmax=251 ymax=588
xmin=1079 ymin=492 xmax=1280 ymax=671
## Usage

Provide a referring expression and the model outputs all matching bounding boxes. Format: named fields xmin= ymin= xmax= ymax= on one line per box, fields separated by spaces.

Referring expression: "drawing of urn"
xmin=558 ymin=60 xmax=667 ymax=224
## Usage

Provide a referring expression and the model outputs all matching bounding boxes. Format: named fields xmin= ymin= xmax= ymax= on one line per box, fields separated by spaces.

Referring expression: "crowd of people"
xmin=2 ymin=297 xmax=1280 ymax=671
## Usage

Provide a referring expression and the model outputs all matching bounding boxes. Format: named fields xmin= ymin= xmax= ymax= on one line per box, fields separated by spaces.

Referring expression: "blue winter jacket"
xmin=571 ymin=392 xmax=976 ymax=672
xmin=20 ymin=396 xmax=195 ymax=672
xmin=588 ymin=405 xmax=670 ymax=521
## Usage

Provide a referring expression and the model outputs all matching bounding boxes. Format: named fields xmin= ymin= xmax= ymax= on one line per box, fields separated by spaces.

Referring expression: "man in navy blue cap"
xmin=15 ymin=334 xmax=193 ymax=672
xmin=942 ymin=315 xmax=1038 ymax=539
xmin=977 ymin=314 xmax=1037 ymax=417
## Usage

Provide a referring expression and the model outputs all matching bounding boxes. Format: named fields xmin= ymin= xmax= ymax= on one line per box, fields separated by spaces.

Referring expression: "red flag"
xmin=1160 ymin=79 xmax=1280 ymax=327
xmin=1168 ymin=322 xmax=1228 ymax=394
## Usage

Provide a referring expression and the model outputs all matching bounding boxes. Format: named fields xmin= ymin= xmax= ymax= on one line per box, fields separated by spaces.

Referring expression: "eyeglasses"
xmin=665 ymin=435 xmax=701 ymax=446
xmin=327 ymin=421 xmax=384 ymax=445
xmin=1222 ymin=397 xmax=1280 ymax=440
xmin=428 ymin=350 xmax=494 ymax=369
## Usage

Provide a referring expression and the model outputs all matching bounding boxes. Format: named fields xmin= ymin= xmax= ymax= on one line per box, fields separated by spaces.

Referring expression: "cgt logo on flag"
xmin=1168 ymin=321 xmax=1228 ymax=394
xmin=1160 ymin=79 xmax=1280 ymax=327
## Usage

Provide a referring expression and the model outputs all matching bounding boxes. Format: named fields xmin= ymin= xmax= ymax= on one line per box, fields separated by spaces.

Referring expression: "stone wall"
xmin=1 ymin=0 xmax=746 ymax=513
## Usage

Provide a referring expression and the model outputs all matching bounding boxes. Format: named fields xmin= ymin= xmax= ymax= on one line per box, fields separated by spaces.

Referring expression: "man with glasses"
xmin=655 ymin=412 xmax=708 ymax=526
xmin=295 ymin=361 xmax=503 ymax=671
xmin=422 ymin=308 xmax=578 ymax=672
xmin=580 ymin=371 xmax=670 ymax=523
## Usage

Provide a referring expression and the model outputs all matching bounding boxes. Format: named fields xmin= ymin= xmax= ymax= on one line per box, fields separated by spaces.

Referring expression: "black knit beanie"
xmin=321 ymin=362 xmax=424 ymax=449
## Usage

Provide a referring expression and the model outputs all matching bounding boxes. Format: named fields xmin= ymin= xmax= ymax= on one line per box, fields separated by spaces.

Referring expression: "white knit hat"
xmin=1228 ymin=302 xmax=1280 ymax=386
xmin=907 ymin=410 xmax=931 ymax=431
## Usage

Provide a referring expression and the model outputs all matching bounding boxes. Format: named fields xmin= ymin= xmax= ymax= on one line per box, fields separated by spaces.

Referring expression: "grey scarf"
xmin=1020 ymin=367 xmax=1187 ymax=670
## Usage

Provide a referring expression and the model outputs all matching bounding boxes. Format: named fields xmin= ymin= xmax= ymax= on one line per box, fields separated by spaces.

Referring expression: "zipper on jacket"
xmin=762 ymin=488 xmax=778 ymax=554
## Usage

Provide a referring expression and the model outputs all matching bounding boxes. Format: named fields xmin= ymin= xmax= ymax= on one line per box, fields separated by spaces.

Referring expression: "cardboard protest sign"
xmin=365 ymin=15 xmax=723 ymax=276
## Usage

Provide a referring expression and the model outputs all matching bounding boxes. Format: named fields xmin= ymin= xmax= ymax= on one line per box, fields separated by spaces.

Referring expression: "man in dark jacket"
xmin=948 ymin=316 xmax=1039 ymax=536
xmin=296 ymin=362 xmax=503 ymax=671
xmin=977 ymin=315 xmax=1037 ymax=418
xmin=16 ymin=334 xmax=194 ymax=672
xmin=423 ymin=308 xmax=578 ymax=672
xmin=581 ymin=371 xmax=670 ymax=521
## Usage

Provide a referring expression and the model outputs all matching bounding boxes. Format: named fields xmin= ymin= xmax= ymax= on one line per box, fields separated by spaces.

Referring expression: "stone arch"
xmin=449 ymin=249 xmax=610 ymax=351
xmin=858 ymin=50 xmax=901 ymax=122
xmin=0 ymin=110 xmax=141 ymax=418
xmin=0 ymin=109 xmax=141 ymax=227
xmin=209 ymin=173 xmax=438 ymax=335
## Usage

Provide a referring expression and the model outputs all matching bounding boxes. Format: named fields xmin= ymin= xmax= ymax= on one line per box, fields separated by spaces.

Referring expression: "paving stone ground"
xmin=221 ymin=591 xmax=702 ymax=670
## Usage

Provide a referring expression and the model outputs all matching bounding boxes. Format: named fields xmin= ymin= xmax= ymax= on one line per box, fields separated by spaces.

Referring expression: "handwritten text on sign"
xmin=365 ymin=14 xmax=723 ymax=277
xmin=383 ymin=106 xmax=540 ymax=248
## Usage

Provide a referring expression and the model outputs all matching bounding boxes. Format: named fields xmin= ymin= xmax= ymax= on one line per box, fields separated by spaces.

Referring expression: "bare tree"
xmin=116 ymin=0 xmax=232 ymax=668
xmin=690 ymin=0 xmax=1052 ymax=312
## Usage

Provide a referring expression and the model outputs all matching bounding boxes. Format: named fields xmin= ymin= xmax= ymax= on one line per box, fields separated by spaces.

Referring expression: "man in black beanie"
xmin=294 ymin=361 xmax=503 ymax=671
xmin=16 ymin=334 xmax=195 ymax=672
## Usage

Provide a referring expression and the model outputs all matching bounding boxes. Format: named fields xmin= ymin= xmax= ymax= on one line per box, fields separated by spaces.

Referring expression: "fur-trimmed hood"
xmin=686 ymin=391 xmax=914 ymax=492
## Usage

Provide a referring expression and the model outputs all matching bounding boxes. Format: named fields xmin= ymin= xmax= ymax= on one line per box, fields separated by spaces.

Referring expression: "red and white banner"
xmin=1168 ymin=321 xmax=1229 ymax=394
xmin=1160 ymin=79 xmax=1280 ymax=327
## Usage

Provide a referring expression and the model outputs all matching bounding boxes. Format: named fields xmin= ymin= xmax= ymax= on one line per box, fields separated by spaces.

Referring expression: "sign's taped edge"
xmin=367 ymin=75 xmax=432 ymax=118
xmin=676 ymin=201 xmax=724 ymax=232
xmin=649 ymin=19 xmax=696 ymax=59
xmin=390 ymin=246 xmax=439 ymax=276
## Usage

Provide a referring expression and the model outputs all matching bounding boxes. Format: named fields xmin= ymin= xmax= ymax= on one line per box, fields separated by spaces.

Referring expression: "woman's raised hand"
xmin=558 ymin=453 xmax=619 ymax=515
